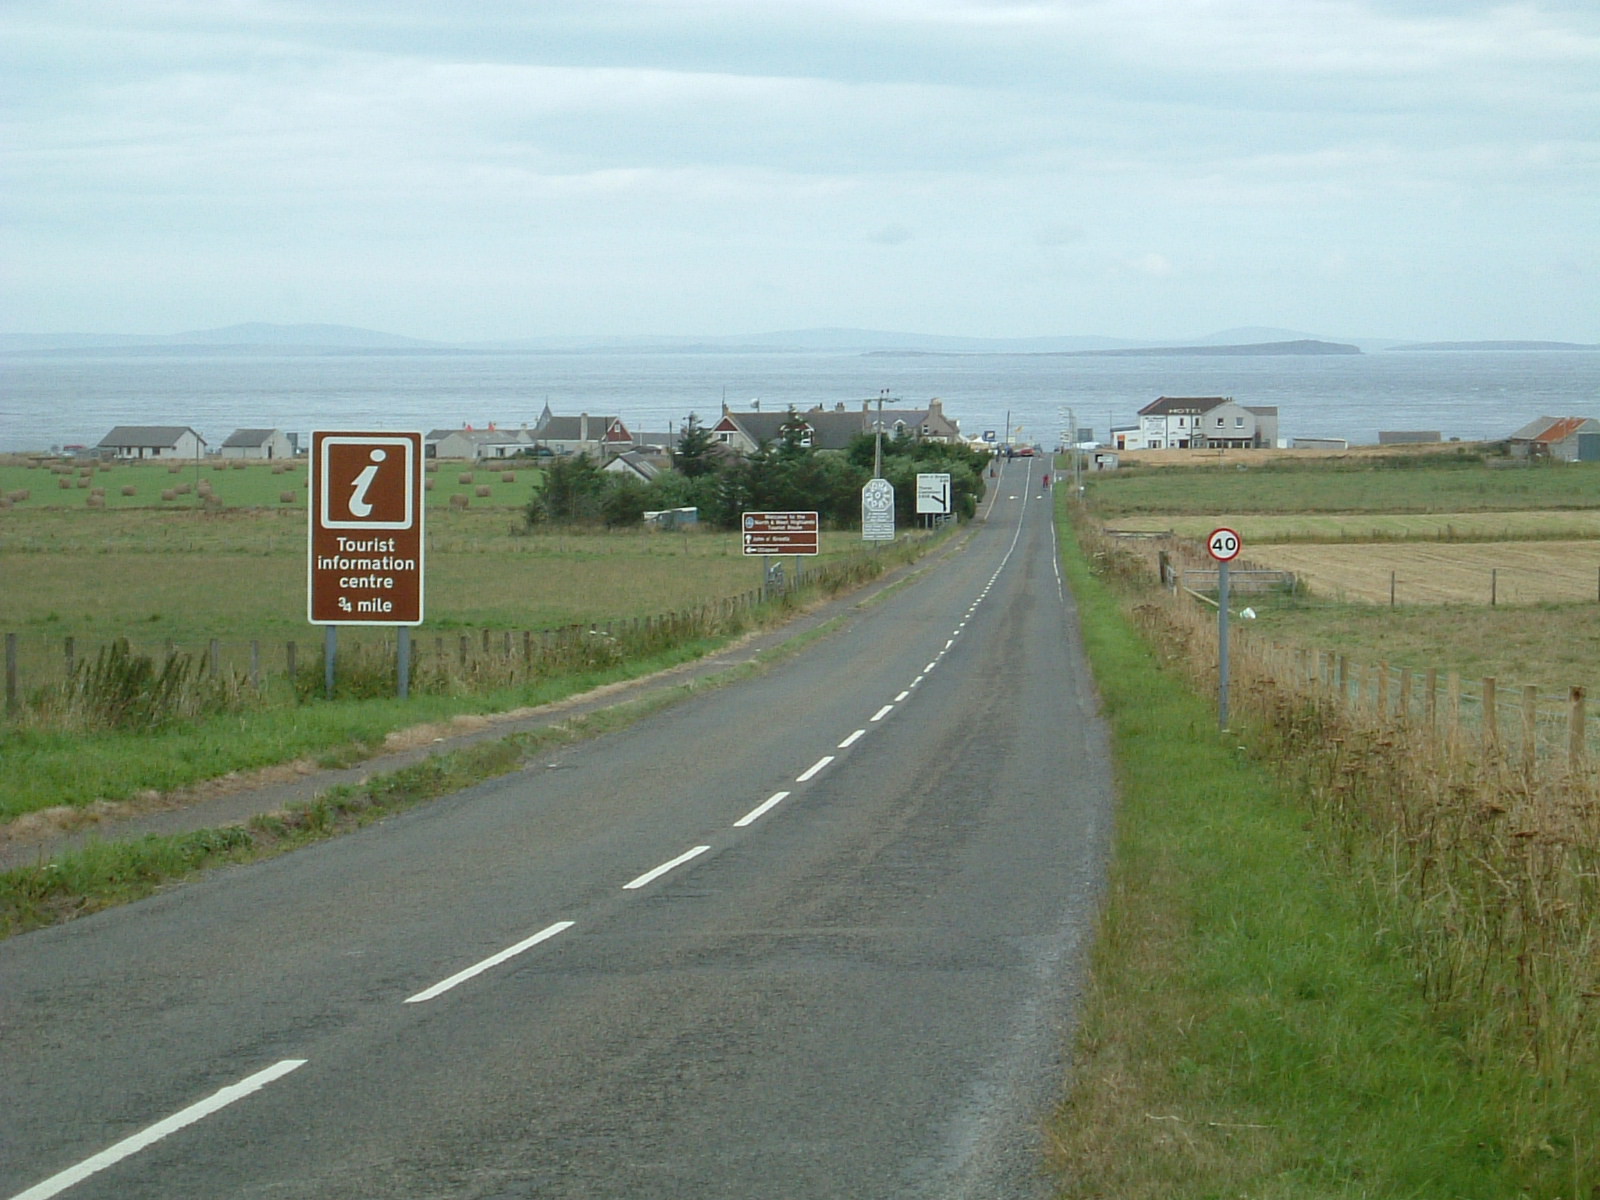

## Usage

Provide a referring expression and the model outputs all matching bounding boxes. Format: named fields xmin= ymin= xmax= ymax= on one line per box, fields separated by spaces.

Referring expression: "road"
xmin=0 ymin=460 xmax=1114 ymax=1200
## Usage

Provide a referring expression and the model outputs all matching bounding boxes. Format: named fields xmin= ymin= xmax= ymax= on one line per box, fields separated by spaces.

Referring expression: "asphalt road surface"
xmin=1 ymin=460 xmax=1114 ymax=1199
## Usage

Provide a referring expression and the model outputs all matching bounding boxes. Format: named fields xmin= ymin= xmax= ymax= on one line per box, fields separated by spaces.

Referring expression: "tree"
xmin=540 ymin=452 xmax=605 ymax=522
xmin=673 ymin=412 xmax=718 ymax=479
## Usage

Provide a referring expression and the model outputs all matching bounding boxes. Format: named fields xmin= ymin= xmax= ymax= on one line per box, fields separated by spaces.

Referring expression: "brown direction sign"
xmin=741 ymin=511 xmax=820 ymax=555
xmin=308 ymin=431 xmax=425 ymax=624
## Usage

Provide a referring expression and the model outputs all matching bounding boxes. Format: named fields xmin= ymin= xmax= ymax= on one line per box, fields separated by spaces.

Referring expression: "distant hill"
xmin=0 ymin=323 xmax=441 ymax=355
xmin=1059 ymin=339 xmax=1360 ymax=358
xmin=1387 ymin=340 xmax=1600 ymax=352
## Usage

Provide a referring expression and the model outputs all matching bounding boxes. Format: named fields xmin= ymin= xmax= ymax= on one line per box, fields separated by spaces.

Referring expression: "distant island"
xmin=1387 ymin=340 xmax=1600 ymax=352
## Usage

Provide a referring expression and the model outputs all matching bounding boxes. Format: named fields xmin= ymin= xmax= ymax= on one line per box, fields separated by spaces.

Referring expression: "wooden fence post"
xmin=1482 ymin=677 xmax=1498 ymax=750
xmin=1448 ymin=672 xmax=1461 ymax=742
xmin=64 ymin=636 xmax=75 ymax=680
xmin=1522 ymin=685 xmax=1539 ymax=779
xmin=1571 ymin=686 xmax=1587 ymax=771
xmin=287 ymin=640 xmax=297 ymax=682
xmin=5 ymin=632 xmax=16 ymax=714
xmin=1426 ymin=668 xmax=1438 ymax=734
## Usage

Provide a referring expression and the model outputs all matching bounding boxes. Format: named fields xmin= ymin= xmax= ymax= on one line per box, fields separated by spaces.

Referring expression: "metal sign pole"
xmin=324 ymin=625 xmax=337 ymax=701
xmin=397 ymin=626 xmax=410 ymax=700
xmin=1218 ymin=558 xmax=1231 ymax=731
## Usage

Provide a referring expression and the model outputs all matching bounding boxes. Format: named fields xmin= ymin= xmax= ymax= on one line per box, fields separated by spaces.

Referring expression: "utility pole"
xmin=874 ymin=388 xmax=888 ymax=478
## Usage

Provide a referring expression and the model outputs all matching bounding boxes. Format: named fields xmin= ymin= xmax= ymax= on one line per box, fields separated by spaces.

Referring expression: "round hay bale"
xmin=0 ymin=497 xmax=11 ymax=510
xmin=86 ymin=495 xmax=105 ymax=508
xmin=449 ymin=493 xmax=470 ymax=509
xmin=91 ymin=487 xmax=106 ymax=497
xmin=161 ymin=489 xmax=178 ymax=502
xmin=58 ymin=477 xmax=72 ymax=489
xmin=121 ymin=485 xmax=137 ymax=496
xmin=458 ymin=472 xmax=474 ymax=485
xmin=475 ymin=485 xmax=492 ymax=498
xmin=168 ymin=463 xmax=183 ymax=474
xmin=76 ymin=477 xmax=89 ymax=488
xmin=212 ymin=461 xmax=227 ymax=471
xmin=500 ymin=471 xmax=515 ymax=483
xmin=272 ymin=463 xmax=286 ymax=475
xmin=10 ymin=489 xmax=30 ymax=502
xmin=230 ymin=459 xmax=247 ymax=469
xmin=280 ymin=490 xmax=296 ymax=504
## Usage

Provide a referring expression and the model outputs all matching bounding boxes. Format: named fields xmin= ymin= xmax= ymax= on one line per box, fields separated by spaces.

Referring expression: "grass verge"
xmin=0 ymin=683 xmax=701 ymax=938
xmin=1049 ymin=511 xmax=1555 ymax=1198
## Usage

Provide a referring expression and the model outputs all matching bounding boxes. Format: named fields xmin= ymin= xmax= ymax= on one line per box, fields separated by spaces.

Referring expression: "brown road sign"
xmin=742 ymin=511 xmax=820 ymax=555
xmin=308 ymin=431 xmax=425 ymax=624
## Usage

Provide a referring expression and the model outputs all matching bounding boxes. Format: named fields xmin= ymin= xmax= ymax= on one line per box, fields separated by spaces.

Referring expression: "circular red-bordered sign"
xmin=1207 ymin=527 xmax=1242 ymax=562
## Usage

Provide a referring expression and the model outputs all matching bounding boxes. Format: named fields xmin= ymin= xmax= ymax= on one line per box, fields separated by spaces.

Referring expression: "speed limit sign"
xmin=1207 ymin=527 xmax=1242 ymax=562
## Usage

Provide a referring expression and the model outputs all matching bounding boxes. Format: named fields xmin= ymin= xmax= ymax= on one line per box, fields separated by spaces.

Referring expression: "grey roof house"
xmin=96 ymin=426 xmax=207 ymax=460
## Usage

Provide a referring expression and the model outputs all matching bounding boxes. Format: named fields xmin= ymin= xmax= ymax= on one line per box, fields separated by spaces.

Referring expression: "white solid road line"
xmin=623 ymin=845 xmax=711 ymax=890
xmin=837 ymin=729 xmax=865 ymax=749
xmin=405 ymin=921 xmax=575 ymax=1004
xmin=734 ymin=791 xmax=791 ymax=827
xmin=8 ymin=1059 xmax=307 ymax=1200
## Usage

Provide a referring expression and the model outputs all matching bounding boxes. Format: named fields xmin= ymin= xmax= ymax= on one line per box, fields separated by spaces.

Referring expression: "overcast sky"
xmin=4 ymin=0 xmax=1597 ymax=342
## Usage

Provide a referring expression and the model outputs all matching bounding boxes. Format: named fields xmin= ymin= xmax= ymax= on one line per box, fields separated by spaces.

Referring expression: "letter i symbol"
xmin=349 ymin=449 xmax=386 ymax=518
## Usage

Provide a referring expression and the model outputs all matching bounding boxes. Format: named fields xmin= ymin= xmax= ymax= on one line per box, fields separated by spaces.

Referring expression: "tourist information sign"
xmin=308 ymin=431 xmax=425 ymax=625
xmin=742 ymin=511 xmax=820 ymax=555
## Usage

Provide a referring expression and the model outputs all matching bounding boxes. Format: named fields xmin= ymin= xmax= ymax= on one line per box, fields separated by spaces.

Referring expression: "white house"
xmin=428 ymin=427 xmax=533 ymax=460
xmin=1135 ymin=397 xmax=1278 ymax=450
xmin=219 ymin=429 xmax=296 ymax=460
xmin=96 ymin=426 xmax=207 ymax=460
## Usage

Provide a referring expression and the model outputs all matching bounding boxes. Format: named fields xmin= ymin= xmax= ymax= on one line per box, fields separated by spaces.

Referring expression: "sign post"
xmin=915 ymin=472 xmax=951 ymax=526
xmin=309 ymin=431 xmax=425 ymax=698
xmin=743 ymin=512 xmax=819 ymax=600
xmin=861 ymin=478 xmax=895 ymax=542
xmin=1207 ymin=527 xmax=1242 ymax=730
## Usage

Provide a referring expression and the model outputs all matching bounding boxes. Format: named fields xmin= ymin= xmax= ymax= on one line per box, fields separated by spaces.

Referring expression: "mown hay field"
xmin=1103 ymin=509 xmax=1600 ymax=542
xmin=1248 ymin=540 xmax=1600 ymax=605
xmin=1248 ymin=540 xmax=1600 ymax=604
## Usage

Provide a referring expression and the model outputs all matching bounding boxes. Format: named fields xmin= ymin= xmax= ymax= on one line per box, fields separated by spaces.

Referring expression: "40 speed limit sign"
xmin=1207 ymin=527 xmax=1242 ymax=562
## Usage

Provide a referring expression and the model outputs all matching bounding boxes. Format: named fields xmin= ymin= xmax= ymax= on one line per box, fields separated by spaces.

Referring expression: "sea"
xmin=2 ymin=348 xmax=1597 ymax=454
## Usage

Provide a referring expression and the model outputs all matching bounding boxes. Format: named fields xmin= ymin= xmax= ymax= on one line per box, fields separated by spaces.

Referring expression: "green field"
xmin=0 ymin=505 xmax=848 ymax=643
xmin=0 ymin=456 xmax=544 ymax=512
xmin=1086 ymin=455 xmax=1600 ymax=516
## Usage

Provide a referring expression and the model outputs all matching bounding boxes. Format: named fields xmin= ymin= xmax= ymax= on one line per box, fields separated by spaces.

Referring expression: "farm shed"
xmin=96 ymin=426 xmax=206 ymax=460
xmin=220 ymin=429 xmax=296 ymax=460
xmin=1507 ymin=416 xmax=1600 ymax=462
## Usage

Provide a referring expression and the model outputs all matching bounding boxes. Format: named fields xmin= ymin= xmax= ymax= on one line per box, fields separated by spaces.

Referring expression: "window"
xmin=1216 ymin=417 xmax=1225 ymax=427
xmin=1236 ymin=416 xmax=1245 ymax=427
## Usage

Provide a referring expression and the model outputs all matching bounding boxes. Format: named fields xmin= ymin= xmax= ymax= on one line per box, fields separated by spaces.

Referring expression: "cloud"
xmin=1 ymin=0 xmax=1596 ymax=339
